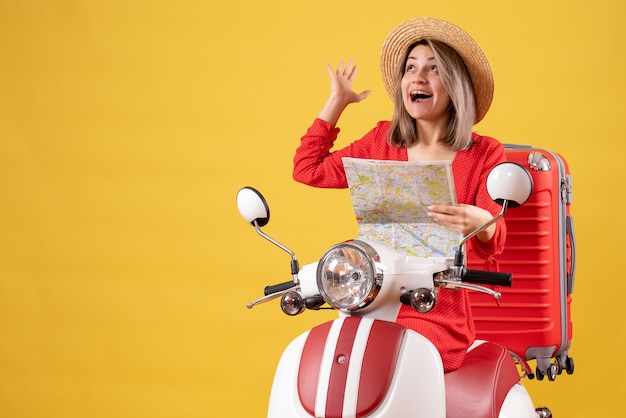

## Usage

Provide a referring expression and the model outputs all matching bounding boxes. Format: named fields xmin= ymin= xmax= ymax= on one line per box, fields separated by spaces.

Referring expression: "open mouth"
xmin=410 ymin=90 xmax=432 ymax=102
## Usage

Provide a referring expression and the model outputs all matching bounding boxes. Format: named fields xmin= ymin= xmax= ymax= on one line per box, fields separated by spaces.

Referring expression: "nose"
xmin=410 ymin=69 xmax=427 ymax=84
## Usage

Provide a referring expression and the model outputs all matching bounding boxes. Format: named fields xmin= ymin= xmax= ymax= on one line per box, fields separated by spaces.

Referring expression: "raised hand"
xmin=326 ymin=60 xmax=371 ymax=105
xmin=318 ymin=59 xmax=371 ymax=126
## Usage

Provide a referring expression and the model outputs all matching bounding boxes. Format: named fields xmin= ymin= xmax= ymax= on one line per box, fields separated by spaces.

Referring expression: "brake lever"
xmin=435 ymin=278 xmax=502 ymax=299
xmin=246 ymin=286 xmax=298 ymax=309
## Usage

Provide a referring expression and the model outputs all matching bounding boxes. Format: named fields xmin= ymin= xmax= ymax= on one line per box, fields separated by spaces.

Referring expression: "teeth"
xmin=410 ymin=90 xmax=432 ymax=101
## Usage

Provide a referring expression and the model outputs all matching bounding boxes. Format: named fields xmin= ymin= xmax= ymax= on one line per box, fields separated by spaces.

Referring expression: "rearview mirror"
xmin=236 ymin=187 xmax=270 ymax=227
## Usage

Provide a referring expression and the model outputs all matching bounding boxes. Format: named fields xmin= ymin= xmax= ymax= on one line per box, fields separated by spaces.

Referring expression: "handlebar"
xmin=264 ymin=281 xmax=296 ymax=296
xmin=462 ymin=270 xmax=512 ymax=287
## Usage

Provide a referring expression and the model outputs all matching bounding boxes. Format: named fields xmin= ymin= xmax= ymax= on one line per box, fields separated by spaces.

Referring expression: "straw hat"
xmin=380 ymin=17 xmax=494 ymax=124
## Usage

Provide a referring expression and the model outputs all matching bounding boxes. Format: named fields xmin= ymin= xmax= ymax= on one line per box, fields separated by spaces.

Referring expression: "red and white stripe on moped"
xmin=297 ymin=316 xmax=405 ymax=417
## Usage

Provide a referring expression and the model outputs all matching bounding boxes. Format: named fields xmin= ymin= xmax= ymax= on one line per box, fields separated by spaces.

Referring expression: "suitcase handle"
xmin=567 ymin=215 xmax=576 ymax=294
xmin=463 ymin=270 xmax=512 ymax=287
xmin=503 ymin=143 xmax=533 ymax=150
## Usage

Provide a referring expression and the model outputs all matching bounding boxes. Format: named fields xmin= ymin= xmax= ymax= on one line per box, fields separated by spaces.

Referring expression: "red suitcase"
xmin=467 ymin=144 xmax=576 ymax=381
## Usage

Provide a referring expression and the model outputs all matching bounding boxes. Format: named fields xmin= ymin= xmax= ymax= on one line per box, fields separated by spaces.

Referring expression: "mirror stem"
xmin=458 ymin=199 xmax=509 ymax=250
xmin=453 ymin=200 xmax=509 ymax=271
xmin=254 ymin=221 xmax=300 ymax=284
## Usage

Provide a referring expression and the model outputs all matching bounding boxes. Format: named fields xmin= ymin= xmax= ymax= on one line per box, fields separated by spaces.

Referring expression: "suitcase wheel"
xmin=564 ymin=356 xmax=575 ymax=375
xmin=555 ymin=356 xmax=575 ymax=376
xmin=535 ymin=363 xmax=558 ymax=381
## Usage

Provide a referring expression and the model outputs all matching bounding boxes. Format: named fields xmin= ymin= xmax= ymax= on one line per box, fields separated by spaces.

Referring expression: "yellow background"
xmin=0 ymin=0 xmax=623 ymax=416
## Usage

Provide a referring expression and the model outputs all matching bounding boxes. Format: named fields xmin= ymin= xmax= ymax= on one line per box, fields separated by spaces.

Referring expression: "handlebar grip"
xmin=462 ymin=270 xmax=512 ymax=287
xmin=264 ymin=281 xmax=296 ymax=296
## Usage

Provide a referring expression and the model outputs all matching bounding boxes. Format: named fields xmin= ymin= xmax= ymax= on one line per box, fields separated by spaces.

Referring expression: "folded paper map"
xmin=342 ymin=157 xmax=462 ymax=258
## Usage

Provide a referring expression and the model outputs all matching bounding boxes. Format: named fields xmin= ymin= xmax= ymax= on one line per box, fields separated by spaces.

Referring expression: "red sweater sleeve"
xmin=293 ymin=118 xmax=397 ymax=188
xmin=453 ymin=135 xmax=507 ymax=264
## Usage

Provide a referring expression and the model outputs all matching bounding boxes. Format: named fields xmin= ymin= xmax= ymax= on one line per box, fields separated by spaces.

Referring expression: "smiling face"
xmin=401 ymin=43 xmax=451 ymax=123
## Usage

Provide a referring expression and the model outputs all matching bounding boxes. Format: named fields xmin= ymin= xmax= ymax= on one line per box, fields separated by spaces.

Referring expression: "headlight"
xmin=316 ymin=240 xmax=382 ymax=311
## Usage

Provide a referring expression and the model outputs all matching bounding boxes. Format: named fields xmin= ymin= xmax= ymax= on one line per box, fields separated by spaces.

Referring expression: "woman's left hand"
xmin=427 ymin=204 xmax=495 ymax=242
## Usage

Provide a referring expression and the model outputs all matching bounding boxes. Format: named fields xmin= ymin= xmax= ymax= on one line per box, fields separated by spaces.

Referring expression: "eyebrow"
xmin=406 ymin=55 xmax=436 ymax=62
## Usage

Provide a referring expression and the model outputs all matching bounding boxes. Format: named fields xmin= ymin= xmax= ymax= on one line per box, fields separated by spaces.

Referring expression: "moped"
xmin=237 ymin=162 xmax=552 ymax=417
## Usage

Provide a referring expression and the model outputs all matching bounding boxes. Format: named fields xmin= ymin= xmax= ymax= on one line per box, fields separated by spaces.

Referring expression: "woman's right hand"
xmin=318 ymin=60 xmax=371 ymax=126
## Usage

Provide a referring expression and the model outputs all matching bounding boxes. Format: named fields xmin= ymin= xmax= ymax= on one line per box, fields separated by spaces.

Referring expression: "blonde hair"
xmin=388 ymin=39 xmax=476 ymax=150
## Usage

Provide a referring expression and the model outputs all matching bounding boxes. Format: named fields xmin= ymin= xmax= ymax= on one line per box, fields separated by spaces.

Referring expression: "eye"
xmin=405 ymin=64 xmax=415 ymax=73
xmin=429 ymin=65 xmax=439 ymax=73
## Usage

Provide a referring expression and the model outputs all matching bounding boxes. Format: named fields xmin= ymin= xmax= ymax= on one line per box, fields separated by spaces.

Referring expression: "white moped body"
xmin=237 ymin=163 xmax=552 ymax=418
xmin=269 ymin=317 xmax=447 ymax=417
xmin=269 ymin=318 xmax=537 ymax=418
xmin=268 ymin=252 xmax=537 ymax=418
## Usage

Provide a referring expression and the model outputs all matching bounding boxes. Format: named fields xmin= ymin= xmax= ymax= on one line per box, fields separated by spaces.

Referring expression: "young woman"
xmin=292 ymin=17 xmax=506 ymax=372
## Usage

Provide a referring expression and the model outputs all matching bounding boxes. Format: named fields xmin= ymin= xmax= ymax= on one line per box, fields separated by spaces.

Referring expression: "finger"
xmin=427 ymin=210 xmax=447 ymax=223
xmin=429 ymin=212 xmax=464 ymax=232
xmin=325 ymin=63 xmax=335 ymax=77
xmin=357 ymin=90 xmax=372 ymax=101
xmin=428 ymin=204 xmax=456 ymax=216
xmin=335 ymin=59 xmax=345 ymax=75
xmin=346 ymin=59 xmax=357 ymax=79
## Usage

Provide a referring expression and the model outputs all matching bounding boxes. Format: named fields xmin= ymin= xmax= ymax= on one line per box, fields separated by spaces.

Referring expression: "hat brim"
xmin=380 ymin=17 xmax=494 ymax=124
